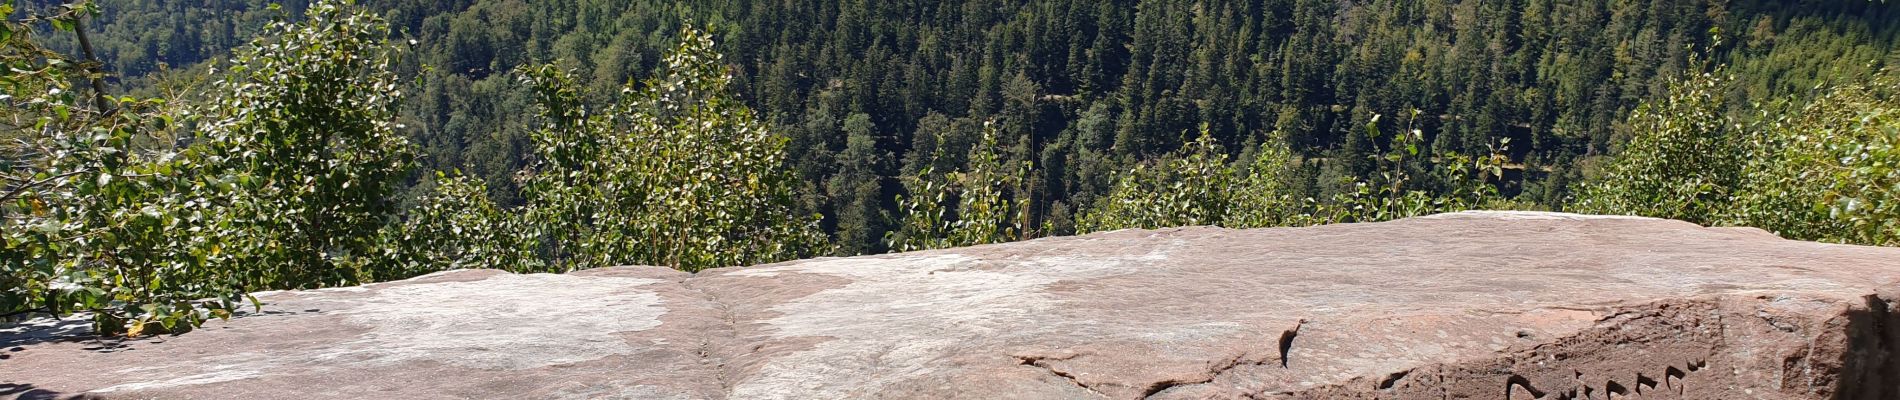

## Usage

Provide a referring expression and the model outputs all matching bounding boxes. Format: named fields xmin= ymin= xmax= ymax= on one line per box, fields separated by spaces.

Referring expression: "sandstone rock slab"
xmin=4 ymin=211 xmax=1899 ymax=399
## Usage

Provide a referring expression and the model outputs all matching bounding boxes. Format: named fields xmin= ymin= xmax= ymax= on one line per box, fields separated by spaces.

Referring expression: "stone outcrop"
xmin=4 ymin=211 xmax=1899 ymax=399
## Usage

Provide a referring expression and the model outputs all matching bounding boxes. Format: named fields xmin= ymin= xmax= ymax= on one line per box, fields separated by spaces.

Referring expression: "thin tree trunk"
xmin=69 ymin=9 xmax=111 ymax=112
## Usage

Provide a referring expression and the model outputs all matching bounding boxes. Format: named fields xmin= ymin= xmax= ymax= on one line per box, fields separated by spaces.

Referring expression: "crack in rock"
xmin=1142 ymin=319 xmax=1308 ymax=398
xmin=1015 ymin=354 xmax=1107 ymax=398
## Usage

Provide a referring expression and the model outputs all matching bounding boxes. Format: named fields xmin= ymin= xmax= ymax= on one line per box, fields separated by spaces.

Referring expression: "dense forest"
xmin=5 ymin=0 xmax=1900 ymax=334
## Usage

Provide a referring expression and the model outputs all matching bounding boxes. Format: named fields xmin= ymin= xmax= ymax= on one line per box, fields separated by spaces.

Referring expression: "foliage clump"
xmin=1076 ymin=125 xmax=1236 ymax=232
xmin=3 ymin=5 xmax=826 ymax=333
xmin=2 ymin=0 xmax=410 ymax=334
xmin=1069 ymin=115 xmax=1514 ymax=234
xmin=886 ymin=121 xmax=1030 ymax=252
xmin=1733 ymin=72 xmax=1900 ymax=245
xmin=1573 ymin=72 xmax=1748 ymax=225
xmin=1581 ymin=69 xmax=1900 ymax=246
xmin=371 ymin=172 xmax=535 ymax=278
xmin=504 ymin=26 xmax=827 ymax=272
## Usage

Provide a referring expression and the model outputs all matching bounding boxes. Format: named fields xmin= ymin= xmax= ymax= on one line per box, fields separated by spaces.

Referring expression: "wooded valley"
xmin=5 ymin=0 xmax=1900 ymax=334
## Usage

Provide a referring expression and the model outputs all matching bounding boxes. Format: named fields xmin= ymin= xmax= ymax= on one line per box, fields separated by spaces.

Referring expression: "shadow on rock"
xmin=0 ymin=317 xmax=96 ymax=350
xmin=1839 ymin=294 xmax=1900 ymax=400
xmin=0 ymin=382 xmax=72 ymax=400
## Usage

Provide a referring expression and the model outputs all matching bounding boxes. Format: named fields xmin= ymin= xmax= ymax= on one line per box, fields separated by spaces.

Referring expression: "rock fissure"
xmin=680 ymin=276 xmax=739 ymax=394
xmin=1277 ymin=319 xmax=1303 ymax=369
xmin=1376 ymin=369 xmax=1410 ymax=390
xmin=1015 ymin=355 xmax=1108 ymax=398
xmin=1137 ymin=359 xmax=1237 ymax=399
xmin=1143 ymin=320 xmax=1307 ymax=398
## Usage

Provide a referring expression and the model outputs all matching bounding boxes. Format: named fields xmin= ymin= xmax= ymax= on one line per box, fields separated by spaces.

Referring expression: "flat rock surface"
xmin=4 ymin=211 xmax=1899 ymax=399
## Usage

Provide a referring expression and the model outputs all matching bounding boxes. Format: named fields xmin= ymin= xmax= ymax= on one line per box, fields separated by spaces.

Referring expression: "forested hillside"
xmin=7 ymin=0 xmax=1900 ymax=335
xmin=30 ymin=0 xmax=1900 ymax=254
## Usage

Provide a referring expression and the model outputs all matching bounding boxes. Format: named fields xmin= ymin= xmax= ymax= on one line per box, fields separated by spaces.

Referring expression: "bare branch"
xmin=1 ymin=170 xmax=87 ymax=203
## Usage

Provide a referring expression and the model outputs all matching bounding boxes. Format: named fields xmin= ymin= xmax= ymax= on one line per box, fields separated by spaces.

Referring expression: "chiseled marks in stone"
xmin=725 ymin=246 xmax=1181 ymax=399
xmin=92 ymin=273 xmax=668 ymax=393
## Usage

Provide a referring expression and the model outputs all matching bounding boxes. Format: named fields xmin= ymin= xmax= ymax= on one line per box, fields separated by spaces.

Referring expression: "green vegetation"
xmin=1578 ymin=70 xmax=1900 ymax=246
xmin=1737 ymin=72 xmax=1900 ymax=245
xmin=36 ymin=0 xmax=1900 ymax=253
xmin=3 ymin=0 xmax=408 ymax=334
xmin=4 ymin=0 xmax=1900 ymax=336
xmin=1074 ymin=112 xmax=1516 ymax=233
xmin=1077 ymin=125 xmax=1237 ymax=232
xmin=505 ymin=27 xmax=827 ymax=272
xmin=1574 ymin=72 xmax=1746 ymax=224
xmin=886 ymin=121 xmax=1031 ymax=252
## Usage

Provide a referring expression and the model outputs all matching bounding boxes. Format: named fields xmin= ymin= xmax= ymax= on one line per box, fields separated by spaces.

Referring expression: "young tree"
xmin=949 ymin=121 xmax=1030 ymax=246
xmin=516 ymin=26 xmax=827 ymax=272
xmin=1 ymin=0 xmax=241 ymax=335
xmin=827 ymin=113 xmax=893 ymax=255
xmin=1226 ymin=133 xmax=1304 ymax=228
xmin=1731 ymin=72 xmax=1900 ymax=246
xmin=371 ymin=172 xmax=537 ymax=279
xmin=1077 ymin=124 xmax=1236 ymax=232
xmin=3 ymin=0 xmax=412 ymax=334
xmin=195 ymin=0 xmax=415 ymax=289
xmin=1573 ymin=72 xmax=1745 ymax=225
xmin=887 ymin=121 xmax=1029 ymax=252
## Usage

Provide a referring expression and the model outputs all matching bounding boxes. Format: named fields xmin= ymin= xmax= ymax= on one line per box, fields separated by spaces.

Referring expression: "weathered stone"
xmin=4 ymin=211 xmax=1898 ymax=399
